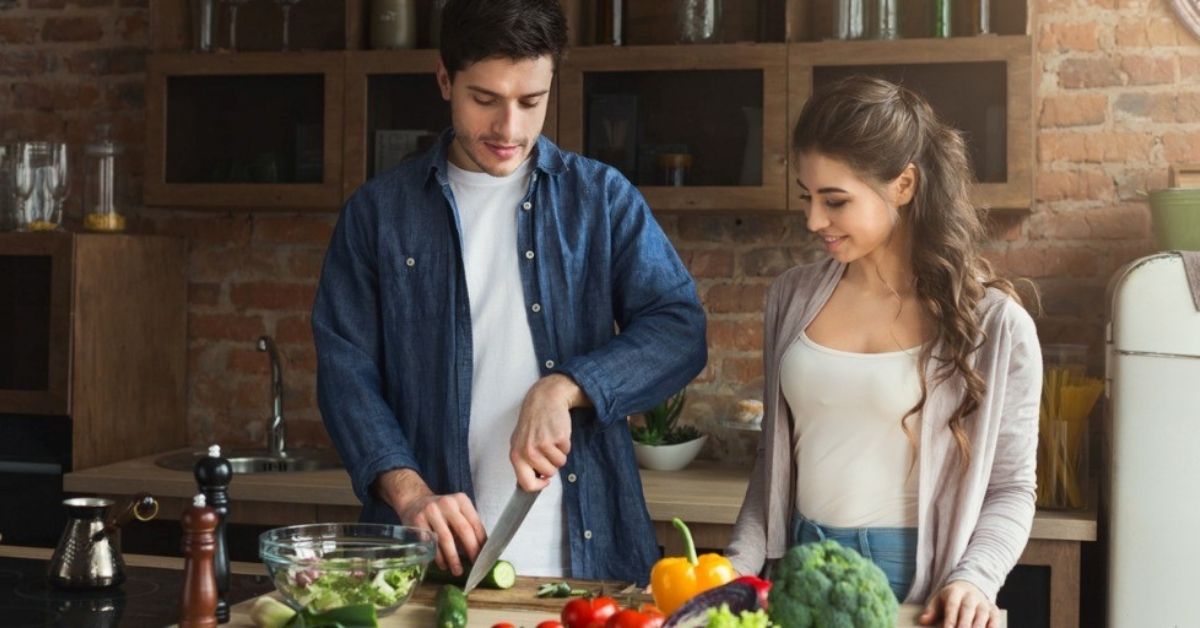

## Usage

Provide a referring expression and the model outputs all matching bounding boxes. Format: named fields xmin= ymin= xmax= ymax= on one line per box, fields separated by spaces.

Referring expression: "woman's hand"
xmin=918 ymin=580 xmax=1002 ymax=628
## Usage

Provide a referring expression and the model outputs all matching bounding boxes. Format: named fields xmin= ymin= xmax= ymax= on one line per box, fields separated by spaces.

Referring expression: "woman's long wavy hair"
xmin=792 ymin=75 xmax=1020 ymax=467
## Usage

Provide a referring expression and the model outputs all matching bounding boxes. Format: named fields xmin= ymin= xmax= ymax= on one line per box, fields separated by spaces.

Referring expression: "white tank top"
xmin=780 ymin=331 xmax=922 ymax=528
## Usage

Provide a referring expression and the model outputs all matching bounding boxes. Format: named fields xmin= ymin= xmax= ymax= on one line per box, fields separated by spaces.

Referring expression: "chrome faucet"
xmin=257 ymin=335 xmax=286 ymax=457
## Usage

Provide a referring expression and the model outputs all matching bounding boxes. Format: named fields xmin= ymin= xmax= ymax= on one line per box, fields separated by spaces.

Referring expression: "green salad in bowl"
xmin=259 ymin=523 xmax=436 ymax=615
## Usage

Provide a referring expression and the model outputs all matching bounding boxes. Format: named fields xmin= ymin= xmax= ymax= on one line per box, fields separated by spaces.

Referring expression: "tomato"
xmin=561 ymin=596 xmax=620 ymax=628
xmin=536 ymin=622 xmax=565 ymax=628
xmin=604 ymin=604 xmax=665 ymax=628
xmin=491 ymin=624 xmax=516 ymax=628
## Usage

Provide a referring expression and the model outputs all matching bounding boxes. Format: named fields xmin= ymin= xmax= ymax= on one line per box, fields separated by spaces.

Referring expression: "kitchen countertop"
xmin=65 ymin=448 xmax=1098 ymax=542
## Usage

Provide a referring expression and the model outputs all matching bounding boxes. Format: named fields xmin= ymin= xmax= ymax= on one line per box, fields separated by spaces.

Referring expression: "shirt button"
xmin=583 ymin=530 xmax=593 ymax=540
xmin=544 ymin=359 xmax=555 ymax=369
xmin=405 ymin=257 xmax=415 ymax=267
xmin=531 ymin=303 xmax=541 ymax=313
xmin=567 ymin=473 xmax=577 ymax=483
xmin=522 ymin=201 xmax=532 ymax=211
xmin=525 ymin=250 xmax=535 ymax=260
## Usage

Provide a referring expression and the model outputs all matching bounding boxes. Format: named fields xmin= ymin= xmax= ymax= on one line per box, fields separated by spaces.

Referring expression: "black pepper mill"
xmin=194 ymin=444 xmax=232 ymax=623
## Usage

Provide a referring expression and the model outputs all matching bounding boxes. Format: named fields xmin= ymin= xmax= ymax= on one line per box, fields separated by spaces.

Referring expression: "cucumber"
xmin=426 ymin=559 xmax=517 ymax=590
xmin=435 ymin=584 xmax=468 ymax=628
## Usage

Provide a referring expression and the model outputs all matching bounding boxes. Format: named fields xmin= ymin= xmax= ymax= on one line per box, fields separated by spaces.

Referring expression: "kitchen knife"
xmin=463 ymin=483 xmax=539 ymax=594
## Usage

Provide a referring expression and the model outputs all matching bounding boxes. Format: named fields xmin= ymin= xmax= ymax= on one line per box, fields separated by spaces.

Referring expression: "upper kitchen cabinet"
xmin=789 ymin=35 xmax=1033 ymax=212
xmin=558 ymin=44 xmax=788 ymax=211
xmin=144 ymin=53 xmax=345 ymax=210
xmin=341 ymin=50 xmax=558 ymax=198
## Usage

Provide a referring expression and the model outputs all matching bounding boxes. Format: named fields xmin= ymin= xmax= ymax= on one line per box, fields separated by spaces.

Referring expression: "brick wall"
xmin=5 ymin=0 xmax=1196 ymax=457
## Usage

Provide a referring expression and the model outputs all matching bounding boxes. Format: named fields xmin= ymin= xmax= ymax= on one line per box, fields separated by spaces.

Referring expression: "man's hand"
xmin=375 ymin=468 xmax=486 ymax=576
xmin=919 ymin=580 xmax=1003 ymax=628
xmin=511 ymin=374 xmax=589 ymax=492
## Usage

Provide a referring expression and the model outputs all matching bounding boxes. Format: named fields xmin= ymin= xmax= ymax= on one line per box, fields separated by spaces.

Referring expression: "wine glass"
xmin=223 ymin=0 xmax=251 ymax=51
xmin=10 ymin=143 xmax=41 ymax=231
xmin=275 ymin=0 xmax=303 ymax=51
xmin=41 ymin=142 xmax=70 ymax=229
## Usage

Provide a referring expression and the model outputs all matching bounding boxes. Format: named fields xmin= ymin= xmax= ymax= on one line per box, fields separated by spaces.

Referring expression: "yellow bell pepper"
xmin=650 ymin=517 xmax=738 ymax=615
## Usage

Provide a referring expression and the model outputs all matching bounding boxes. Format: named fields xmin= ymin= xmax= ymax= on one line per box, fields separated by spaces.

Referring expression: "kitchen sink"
xmin=155 ymin=448 xmax=342 ymax=474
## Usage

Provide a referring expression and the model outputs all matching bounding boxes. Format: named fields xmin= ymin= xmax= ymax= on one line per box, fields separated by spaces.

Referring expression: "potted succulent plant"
xmin=631 ymin=390 xmax=707 ymax=471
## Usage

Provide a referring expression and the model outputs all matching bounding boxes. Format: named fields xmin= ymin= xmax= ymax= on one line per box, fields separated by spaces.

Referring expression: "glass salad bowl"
xmin=259 ymin=523 xmax=436 ymax=615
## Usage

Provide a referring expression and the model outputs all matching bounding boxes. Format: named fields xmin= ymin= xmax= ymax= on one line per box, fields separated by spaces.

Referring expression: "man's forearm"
xmin=533 ymin=373 xmax=592 ymax=410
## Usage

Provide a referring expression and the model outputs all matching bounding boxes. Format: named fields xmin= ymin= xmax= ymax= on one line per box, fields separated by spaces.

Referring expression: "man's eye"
xmin=473 ymin=97 xmax=495 ymax=106
xmin=519 ymin=99 xmax=540 ymax=109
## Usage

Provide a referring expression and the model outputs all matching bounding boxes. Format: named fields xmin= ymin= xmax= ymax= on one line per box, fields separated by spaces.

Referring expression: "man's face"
xmin=437 ymin=55 xmax=554 ymax=176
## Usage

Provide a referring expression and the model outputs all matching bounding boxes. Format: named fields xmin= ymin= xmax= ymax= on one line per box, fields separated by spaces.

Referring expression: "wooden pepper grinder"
xmin=195 ymin=444 xmax=233 ymax=623
xmin=180 ymin=493 xmax=219 ymax=628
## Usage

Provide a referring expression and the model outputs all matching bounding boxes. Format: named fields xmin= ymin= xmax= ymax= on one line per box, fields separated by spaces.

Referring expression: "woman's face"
xmin=794 ymin=151 xmax=915 ymax=264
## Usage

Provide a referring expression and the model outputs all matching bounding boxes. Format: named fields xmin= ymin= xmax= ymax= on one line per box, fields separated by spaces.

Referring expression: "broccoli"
xmin=767 ymin=539 xmax=898 ymax=628
xmin=707 ymin=603 xmax=777 ymax=627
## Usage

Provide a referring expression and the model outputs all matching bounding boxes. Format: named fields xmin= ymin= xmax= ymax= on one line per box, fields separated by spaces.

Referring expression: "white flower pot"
xmin=633 ymin=435 xmax=707 ymax=471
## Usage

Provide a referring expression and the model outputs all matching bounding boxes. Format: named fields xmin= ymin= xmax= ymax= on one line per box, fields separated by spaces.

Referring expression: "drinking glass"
xmin=275 ymin=0 xmax=303 ymax=51
xmin=223 ymin=0 xmax=251 ymax=51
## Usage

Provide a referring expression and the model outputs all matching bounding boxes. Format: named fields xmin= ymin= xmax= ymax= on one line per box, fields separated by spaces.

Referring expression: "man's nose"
xmin=492 ymin=102 xmax=520 ymax=141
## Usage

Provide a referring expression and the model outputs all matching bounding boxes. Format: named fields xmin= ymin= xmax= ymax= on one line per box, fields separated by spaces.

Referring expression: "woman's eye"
xmin=825 ymin=199 xmax=847 ymax=209
xmin=798 ymin=195 xmax=812 ymax=203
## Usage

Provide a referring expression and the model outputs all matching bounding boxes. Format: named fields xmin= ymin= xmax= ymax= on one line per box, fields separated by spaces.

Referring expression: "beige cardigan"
xmin=725 ymin=259 xmax=1041 ymax=604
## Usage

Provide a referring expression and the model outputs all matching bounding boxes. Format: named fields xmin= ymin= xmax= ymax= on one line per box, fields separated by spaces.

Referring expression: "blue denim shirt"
xmin=312 ymin=130 xmax=707 ymax=584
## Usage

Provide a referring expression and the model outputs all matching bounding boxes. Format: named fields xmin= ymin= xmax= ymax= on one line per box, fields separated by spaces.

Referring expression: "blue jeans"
xmin=791 ymin=514 xmax=917 ymax=602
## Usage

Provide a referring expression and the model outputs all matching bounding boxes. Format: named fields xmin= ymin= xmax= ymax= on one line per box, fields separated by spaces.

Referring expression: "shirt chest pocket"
xmin=383 ymin=249 xmax=451 ymax=326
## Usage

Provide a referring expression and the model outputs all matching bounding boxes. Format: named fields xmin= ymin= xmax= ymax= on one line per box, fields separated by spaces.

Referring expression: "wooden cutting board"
xmin=407 ymin=575 xmax=649 ymax=612
xmin=227 ymin=592 xmax=560 ymax=627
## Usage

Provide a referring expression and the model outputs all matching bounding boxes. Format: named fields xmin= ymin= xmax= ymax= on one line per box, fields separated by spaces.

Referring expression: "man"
xmin=312 ymin=0 xmax=706 ymax=585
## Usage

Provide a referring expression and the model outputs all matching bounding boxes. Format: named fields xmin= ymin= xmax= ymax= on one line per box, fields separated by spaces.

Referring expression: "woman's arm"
xmin=944 ymin=303 xmax=1043 ymax=600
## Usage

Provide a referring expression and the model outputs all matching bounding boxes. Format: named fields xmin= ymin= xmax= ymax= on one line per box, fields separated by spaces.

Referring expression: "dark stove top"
xmin=0 ymin=556 xmax=275 ymax=627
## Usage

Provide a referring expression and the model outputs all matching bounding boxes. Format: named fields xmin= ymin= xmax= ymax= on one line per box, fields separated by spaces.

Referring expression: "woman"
xmin=725 ymin=76 xmax=1040 ymax=628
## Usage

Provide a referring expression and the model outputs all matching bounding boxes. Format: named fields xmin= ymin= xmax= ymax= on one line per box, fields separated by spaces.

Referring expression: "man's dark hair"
xmin=439 ymin=0 xmax=568 ymax=78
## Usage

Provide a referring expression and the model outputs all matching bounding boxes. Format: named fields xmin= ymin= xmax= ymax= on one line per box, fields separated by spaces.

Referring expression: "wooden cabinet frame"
xmin=558 ymin=44 xmax=789 ymax=211
xmin=788 ymin=36 xmax=1033 ymax=212
xmin=0 ymin=233 xmax=72 ymax=416
xmin=144 ymin=52 xmax=345 ymax=210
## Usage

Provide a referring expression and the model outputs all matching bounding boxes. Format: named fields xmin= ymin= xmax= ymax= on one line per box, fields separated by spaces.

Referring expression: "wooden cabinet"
xmin=789 ymin=35 xmax=1033 ymax=212
xmin=145 ymin=53 xmax=345 ymax=210
xmin=143 ymin=1 xmax=1033 ymax=214
xmin=558 ymin=44 xmax=788 ymax=211
xmin=0 ymin=233 xmax=188 ymax=470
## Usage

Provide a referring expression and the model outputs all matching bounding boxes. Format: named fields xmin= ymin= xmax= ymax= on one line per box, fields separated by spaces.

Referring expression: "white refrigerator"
xmin=1106 ymin=252 xmax=1200 ymax=627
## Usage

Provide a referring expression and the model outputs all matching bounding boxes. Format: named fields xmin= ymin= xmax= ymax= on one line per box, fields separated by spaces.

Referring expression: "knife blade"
xmin=463 ymin=483 xmax=539 ymax=594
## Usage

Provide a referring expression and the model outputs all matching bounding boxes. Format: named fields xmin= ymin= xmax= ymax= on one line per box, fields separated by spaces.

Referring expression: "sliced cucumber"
xmin=435 ymin=584 xmax=467 ymax=628
xmin=426 ymin=559 xmax=517 ymax=590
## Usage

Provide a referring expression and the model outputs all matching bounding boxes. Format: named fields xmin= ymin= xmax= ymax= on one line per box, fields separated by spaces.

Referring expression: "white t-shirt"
xmin=780 ymin=331 xmax=922 ymax=528
xmin=448 ymin=158 xmax=569 ymax=577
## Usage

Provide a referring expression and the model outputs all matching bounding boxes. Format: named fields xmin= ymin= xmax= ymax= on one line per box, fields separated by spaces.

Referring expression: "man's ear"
xmin=893 ymin=163 xmax=918 ymax=208
xmin=436 ymin=59 xmax=452 ymax=101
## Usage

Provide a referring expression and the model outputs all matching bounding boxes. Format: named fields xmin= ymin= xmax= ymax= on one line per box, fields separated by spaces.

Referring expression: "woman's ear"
xmin=892 ymin=163 xmax=918 ymax=208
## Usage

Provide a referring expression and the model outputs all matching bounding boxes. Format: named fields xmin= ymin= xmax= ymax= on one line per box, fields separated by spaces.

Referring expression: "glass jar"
xmin=369 ymin=0 xmax=417 ymax=50
xmin=1037 ymin=343 xmax=1100 ymax=510
xmin=658 ymin=152 xmax=693 ymax=187
xmin=83 ymin=125 xmax=126 ymax=233
xmin=190 ymin=0 xmax=216 ymax=51
xmin=932 ymin=0 xmax=952 ymax=38
xmin=676 ymin=0 xmax=721 ymax=44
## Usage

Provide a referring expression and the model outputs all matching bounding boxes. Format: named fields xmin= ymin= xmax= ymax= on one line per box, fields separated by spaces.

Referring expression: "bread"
xmin=732 ymin=399 xmax=763 ymax=423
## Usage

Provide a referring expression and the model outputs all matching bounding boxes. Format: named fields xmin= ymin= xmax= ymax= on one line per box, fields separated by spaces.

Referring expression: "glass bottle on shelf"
xmin=932 ymin=0 xmax=952 ymax=38
xmin=675 ymin=0 xmax=721 ymax=44
xmin=871 ymin=0 xmax=898 ymax=40
xmin=833 ymin=0 xmax=867 ymax=40
xmin=274 ymin=0 xmax=304 ymax=51
xmin=190 ymin=0 xmax=216 ymax=51
xmin=970 ymin=0 xmax=991 ymax=35
xmin=83 ymin=124 xmax=126 ymax=233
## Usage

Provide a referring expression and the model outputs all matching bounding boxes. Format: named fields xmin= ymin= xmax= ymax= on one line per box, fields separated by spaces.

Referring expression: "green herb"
xmin=273 ymin=560 xmax=422 ymax=613
xmin=632 ymin=389 xmax=700 ymax=446
xmin=535 ymin=581 xmax=587 ymax=598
